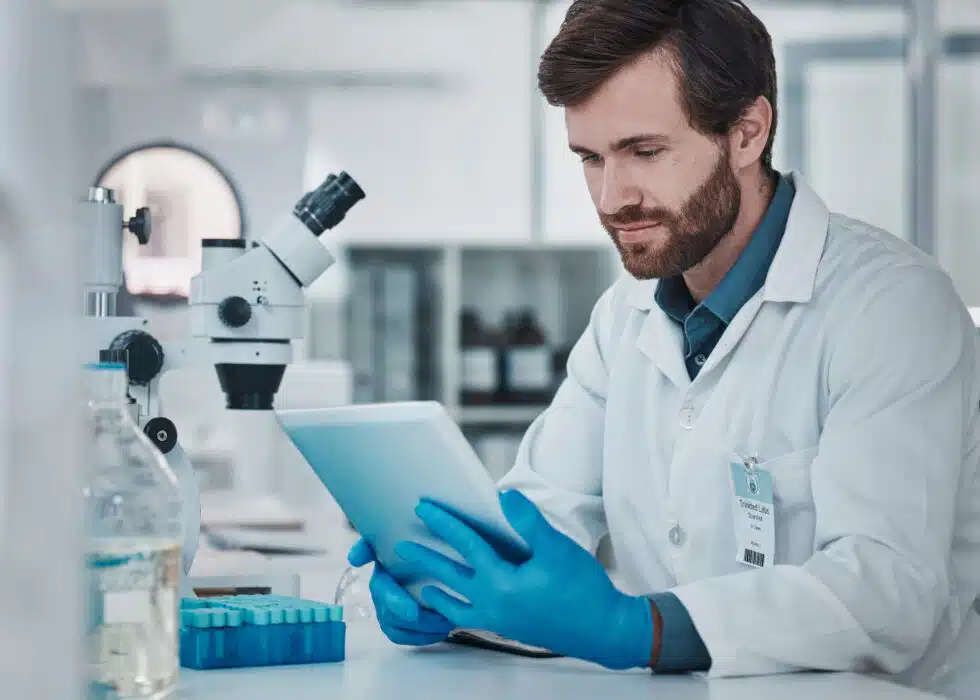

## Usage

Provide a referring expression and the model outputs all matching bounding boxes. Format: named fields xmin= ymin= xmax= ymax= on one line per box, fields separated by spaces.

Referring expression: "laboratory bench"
xmin=183 ymin=524 xmax=943 ymax=700
xmin=178 ymin=622 xmax=942 ymax=700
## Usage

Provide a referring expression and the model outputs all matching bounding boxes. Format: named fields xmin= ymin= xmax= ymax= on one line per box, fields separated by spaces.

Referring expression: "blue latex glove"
xmin=348 ymin=538 xmax=455 ymax=646
xmin=394 ymin=490 xmax=654 ymax=670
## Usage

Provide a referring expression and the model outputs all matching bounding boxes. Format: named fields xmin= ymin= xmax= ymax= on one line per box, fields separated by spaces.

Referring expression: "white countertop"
xmin=177 ymin=623 xmax=942 ymax=700
xmin=181 ymin=515 xmax=943 ymax=700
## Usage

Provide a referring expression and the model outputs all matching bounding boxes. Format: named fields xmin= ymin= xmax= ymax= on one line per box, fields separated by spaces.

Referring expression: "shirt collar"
xmin=699 ymin=173 xmax=795 ymax=323
xmin=653 ymin=273 xmax=694 ymax=325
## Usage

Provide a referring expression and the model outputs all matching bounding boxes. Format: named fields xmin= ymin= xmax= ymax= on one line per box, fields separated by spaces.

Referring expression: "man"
xmin=350 ymin=1 xmax=980 ymax=696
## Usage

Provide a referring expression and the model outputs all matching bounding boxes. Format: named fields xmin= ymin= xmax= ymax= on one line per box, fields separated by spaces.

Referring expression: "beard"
xmin=600 ymin=145 xmax=741 ymax=280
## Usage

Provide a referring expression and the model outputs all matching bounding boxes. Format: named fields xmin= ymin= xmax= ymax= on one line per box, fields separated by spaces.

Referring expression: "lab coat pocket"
xmin=757 ymin=447 xmax=818 ymax=565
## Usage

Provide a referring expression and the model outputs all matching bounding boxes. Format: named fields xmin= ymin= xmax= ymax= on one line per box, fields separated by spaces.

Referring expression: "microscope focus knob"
xmin=127 ymin=207 xmax=151 ymax=245
xmin=144 ymin=417 xmax=178 ymax=455
xmin=109 ymin=330 xmax=165 ymax=385
xmin=218 ymin=296 xmax=252 ymax=328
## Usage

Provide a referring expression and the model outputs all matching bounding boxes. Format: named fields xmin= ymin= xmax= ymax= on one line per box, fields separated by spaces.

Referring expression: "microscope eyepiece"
xmin=294 ymin=172 xmax=365 ymax=236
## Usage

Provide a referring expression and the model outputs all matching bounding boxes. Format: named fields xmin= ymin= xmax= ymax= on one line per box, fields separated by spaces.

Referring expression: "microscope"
xmin=80 ymin=173 xmax=365 ymax=575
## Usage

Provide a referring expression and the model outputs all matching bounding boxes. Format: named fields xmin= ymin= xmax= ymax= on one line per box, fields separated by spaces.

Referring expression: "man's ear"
xmin=728 ymin=96 xmax=773 ymax=171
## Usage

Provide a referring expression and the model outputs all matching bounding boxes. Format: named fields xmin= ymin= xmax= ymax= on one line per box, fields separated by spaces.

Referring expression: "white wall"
xmin=169 ymin=0 xmax=496 ymax=76
xmin=939 ymin=0 xmax=980 ymax=31
xmin=304 ymin=1 xmax=535 ymax=244
xmin=76 ymin=83 xmax=311 ymax=244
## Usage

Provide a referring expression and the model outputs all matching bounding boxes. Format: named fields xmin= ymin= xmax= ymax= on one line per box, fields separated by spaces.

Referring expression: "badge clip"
xmin=741 ymin=455 xmax=760 ymax=494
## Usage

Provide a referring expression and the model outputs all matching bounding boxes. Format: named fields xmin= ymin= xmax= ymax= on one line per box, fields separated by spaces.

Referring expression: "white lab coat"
xmin=497 ymin=173 xmax=980 ymax=698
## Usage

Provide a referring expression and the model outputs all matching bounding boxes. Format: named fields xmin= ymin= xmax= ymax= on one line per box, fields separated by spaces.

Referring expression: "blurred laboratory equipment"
xmin=459 ymin=308 xmax=500 ymax=405
xmin=501 ymin=308 xmax=553 ymax=405
xmin=83 ymin=353 xmax=182 ymax=699
xmin=347 ymin=250 xmax=440 ymax=404
xmin=376 ymin=265 xmax=419 ymax=402
xmin=96 ymin=143 xmax=245 ymax=301
xmin=80 ymin=171 xmax=366 ymax=579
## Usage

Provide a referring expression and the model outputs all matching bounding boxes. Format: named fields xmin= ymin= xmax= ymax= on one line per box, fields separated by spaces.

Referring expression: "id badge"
xmin=729 ymin=456 xmax=774 ymax=568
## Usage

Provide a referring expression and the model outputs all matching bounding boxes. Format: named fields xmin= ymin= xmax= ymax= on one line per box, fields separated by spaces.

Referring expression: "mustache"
xmin=600 ymin=204 xmax=676 ymax=229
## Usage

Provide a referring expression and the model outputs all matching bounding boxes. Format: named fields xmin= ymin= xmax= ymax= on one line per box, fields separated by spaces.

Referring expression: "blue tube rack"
xmin=180 ymin=595 xmax=345 ymax=670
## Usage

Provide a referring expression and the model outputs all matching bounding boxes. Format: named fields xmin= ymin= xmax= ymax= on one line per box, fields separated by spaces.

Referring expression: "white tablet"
xmin=275 ymin=401 xmax=530 ymax=603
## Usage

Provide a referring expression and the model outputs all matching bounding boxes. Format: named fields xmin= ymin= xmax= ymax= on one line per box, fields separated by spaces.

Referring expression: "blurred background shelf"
xmin=339 ymin=242 xmax=617 ymax=411
xmin=455 ymin=405 xmax=548 ymax=426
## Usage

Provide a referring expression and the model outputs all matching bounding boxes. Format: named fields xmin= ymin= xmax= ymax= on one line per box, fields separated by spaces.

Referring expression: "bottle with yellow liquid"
xmin=83 ymin=350 xmax=183 ymax=699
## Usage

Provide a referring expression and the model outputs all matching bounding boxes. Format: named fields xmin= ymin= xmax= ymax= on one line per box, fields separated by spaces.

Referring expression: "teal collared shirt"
xmin=654 ymin=173 xmax=796 ymax=379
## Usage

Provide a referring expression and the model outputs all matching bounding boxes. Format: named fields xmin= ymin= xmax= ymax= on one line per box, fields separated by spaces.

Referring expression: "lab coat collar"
xmin=761 ymin=171 xmax=829 ymax=304
xmin=624 ymin=171 xmax=829 ymax=311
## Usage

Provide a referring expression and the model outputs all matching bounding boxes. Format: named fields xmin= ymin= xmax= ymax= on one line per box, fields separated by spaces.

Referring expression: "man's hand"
xmin=395 ymin=490 xmax=654 ymax=670
xmin=348 ymin=539 xmax=455 ymax=646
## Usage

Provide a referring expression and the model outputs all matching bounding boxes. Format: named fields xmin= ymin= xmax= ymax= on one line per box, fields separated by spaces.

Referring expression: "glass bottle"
xmin=83 ymin=350 xmax=183 ymax=699
xmin=459 ymin=308 xmax=500 ymax=405
xmin=502 ymin=308 xmax=553 ymax=404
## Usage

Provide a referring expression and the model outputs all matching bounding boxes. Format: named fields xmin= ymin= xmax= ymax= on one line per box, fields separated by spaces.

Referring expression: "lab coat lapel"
xmin=696 ymin=293 xmax=764 ymax=377
xmin=627 ymin=279 xmax=691 ymax=389
xmin=762 ymin=172 xmax=829 ymax=304
xmin=698 ymin=292 xmax=762 ymax=377
xmin=685 ymin=172 xmax=830 ymax=378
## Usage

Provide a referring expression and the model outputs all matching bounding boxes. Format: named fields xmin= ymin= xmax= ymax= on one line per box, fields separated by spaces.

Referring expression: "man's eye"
xmin=635 ymin=148 xmax=663 ymax=158
xmin=580 ymin=154 xmax=600 ymax=164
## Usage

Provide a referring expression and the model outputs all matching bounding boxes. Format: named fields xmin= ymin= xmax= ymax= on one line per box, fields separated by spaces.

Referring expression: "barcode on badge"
xmin=743 ymin=549 xmax=765 ymax=567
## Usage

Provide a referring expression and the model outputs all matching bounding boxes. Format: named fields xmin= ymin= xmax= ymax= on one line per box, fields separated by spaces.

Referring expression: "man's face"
xmin=566 ymin=51 xmax=741 ymax=280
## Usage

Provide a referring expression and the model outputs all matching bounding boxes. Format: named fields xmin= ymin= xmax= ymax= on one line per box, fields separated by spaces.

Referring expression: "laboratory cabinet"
xmin=341 ymin=242 xmax=619 ymax=468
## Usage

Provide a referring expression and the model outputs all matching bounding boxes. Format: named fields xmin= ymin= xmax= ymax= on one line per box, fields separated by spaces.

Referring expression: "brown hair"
xmin=539 ymin=0 xmax=778 ymax=173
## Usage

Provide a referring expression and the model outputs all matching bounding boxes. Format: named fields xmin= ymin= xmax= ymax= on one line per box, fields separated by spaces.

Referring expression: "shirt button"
xmin=668 ymin=522 xmax=685 ymax=547
xmin=694 ymin=353 xmax=707 ymax=367
xmin=679 ymin=404 xmax=696 ymax=429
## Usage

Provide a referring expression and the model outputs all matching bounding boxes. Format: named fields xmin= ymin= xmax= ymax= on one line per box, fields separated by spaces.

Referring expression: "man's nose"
xmin=598 ymin=163 xmax=641 ymax=216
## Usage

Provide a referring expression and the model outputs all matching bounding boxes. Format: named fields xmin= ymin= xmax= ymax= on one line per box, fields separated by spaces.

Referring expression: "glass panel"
xmin=936 ymin=1 xmax=980 ymax=305
xmin=805 ymin=58 xmax=908 ymax=240
xmin=756 ymin=1 xmax=908 ymax=239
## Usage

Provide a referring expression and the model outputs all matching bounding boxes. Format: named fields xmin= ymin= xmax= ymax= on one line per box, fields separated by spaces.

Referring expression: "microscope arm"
xmin=149 ymin=338 xmax=286 ymax=580
xmin=125 ymin=340 xmax=202 ymax=578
